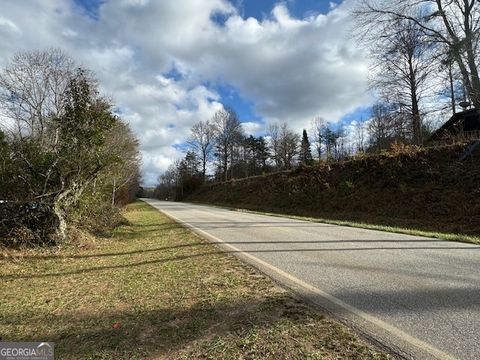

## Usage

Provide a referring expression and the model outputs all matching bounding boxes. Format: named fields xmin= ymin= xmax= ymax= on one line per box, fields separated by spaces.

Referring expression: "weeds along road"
xmin=143 ymin=199 xmax=480 ymax=360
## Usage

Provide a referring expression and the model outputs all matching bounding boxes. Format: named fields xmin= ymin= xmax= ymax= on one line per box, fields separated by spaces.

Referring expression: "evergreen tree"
xmin=255 ymin=136 xmax=270 ymax=172
xmin=176 ymin=151 xmax=202 ymax=199
xmin=323 ymin=126 xmax=338 ymax=160
xmin=244 ymin=136 xmax=271 ymax=175
xmin=299 ymin=129 xmax=313 ymax=165
xmin=245 ymin=135 xmax=258 ymax=176
xmin=180 ymin=150 xmax=201 ymax=177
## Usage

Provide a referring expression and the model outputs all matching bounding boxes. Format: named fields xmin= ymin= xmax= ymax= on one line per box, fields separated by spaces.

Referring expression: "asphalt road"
xmin=143 ymin=199 xmax=480 ymax=360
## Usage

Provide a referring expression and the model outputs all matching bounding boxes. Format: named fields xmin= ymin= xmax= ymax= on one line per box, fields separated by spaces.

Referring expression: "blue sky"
xmin=74 ymin=0 xmax=338 ymax=21
xmin=1 ymin=0 xmax=372 ymax=184
xmin=237 ymin=0 xmax=337 ymax=19
xmin=73 ymin=0 xmax=103 ymax=18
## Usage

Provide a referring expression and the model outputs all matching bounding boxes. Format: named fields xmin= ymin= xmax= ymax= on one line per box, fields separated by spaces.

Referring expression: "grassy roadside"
xmin=189 ymin=201 xmax=480 ymax=246
xmin=0 ymin=201 xmax=389 ymax=359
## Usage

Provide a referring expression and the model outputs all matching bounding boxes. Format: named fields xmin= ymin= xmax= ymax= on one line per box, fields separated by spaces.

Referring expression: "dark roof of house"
xmin=430 ymin=109 xmax=480 ymax=141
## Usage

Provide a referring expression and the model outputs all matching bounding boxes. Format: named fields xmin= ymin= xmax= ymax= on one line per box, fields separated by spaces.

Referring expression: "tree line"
xmin=154 ymin=108 xmax=359 ymax=200
xmin=0 ymin=49 xmax=141 ymax=245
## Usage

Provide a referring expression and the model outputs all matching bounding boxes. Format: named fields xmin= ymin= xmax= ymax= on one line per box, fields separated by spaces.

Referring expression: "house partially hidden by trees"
xmin=430 ymin=109 xmax=480 ymax=142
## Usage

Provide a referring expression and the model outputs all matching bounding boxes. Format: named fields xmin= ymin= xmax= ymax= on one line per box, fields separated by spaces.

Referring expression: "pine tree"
xmin=255 ymin=136 xmax=270 ymax=172
xmin=300 ymin=129 xmax=313 ymax=165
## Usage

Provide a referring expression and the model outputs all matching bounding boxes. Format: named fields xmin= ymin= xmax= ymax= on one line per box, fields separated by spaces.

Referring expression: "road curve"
xmin=143 ymin=199 xmax=480 ymax=360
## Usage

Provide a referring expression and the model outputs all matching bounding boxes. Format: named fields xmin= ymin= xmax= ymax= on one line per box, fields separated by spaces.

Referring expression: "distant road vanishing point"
xmin=144 ymin=199 xmax=480 ymax=360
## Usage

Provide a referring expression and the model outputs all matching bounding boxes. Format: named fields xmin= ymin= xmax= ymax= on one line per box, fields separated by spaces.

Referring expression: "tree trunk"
xmin=435 ymin=0 xmax=480 ymax=109
xmin=408 ymin=56 xmax=422 ymax=144
xmin=456 ymin=57 xmax=474 ymax=103
xmin=112 ymin=177 xmax=116 ymax=206
xmin=463 ymin=4 xmax=480 ymax=109
xmin=449 ymin=65 xmax=456 ymax=115
xmin=202 ymin=151 xmax=207 ymax=183
xmin=53 ymin=201 xmax=67 ymax=242
xmin=465 ymin=46 xmax=480 ymax=109
xmin=223 ymin=147 xmax=228 ymax=182
xmin=230 ymin=145 xmax=234 ymax=180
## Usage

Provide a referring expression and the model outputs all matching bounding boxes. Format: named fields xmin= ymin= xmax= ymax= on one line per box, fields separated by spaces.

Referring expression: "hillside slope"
xmin=186 ymin=144 xmax=480 ymax=236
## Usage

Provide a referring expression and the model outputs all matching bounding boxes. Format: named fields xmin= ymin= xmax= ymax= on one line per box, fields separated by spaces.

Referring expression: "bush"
xmin=0 ymin=202 xmax=60 ymax=247
xmin=67 ymin=194 xmax=128 ymax=234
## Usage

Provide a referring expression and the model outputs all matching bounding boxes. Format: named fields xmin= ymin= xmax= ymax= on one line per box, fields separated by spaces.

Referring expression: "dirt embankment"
xmin=186 ymin=144 xmax=480 ymax=235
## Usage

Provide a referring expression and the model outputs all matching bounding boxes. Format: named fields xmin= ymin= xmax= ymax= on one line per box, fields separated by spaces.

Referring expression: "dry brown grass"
xmin=0 ymin=201 xmax=389 ymax=359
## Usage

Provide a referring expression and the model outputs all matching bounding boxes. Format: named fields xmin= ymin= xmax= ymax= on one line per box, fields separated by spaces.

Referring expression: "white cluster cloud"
xmin=0 ymin=0 xmax=371 ymax=185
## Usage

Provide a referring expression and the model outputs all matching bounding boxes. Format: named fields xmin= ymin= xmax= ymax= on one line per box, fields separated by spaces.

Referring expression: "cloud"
xmin=242 ymin=121 xmax=264 ymax=136
xmin=329 ymin=2 xmax=339 ymax=10
xmin=168 ymin=1 xmax=370 ymax=129
xmin=0 ymin=16 xmax=21 ymax=34
xmin=0 ymin=0 xmax=370 ymax=185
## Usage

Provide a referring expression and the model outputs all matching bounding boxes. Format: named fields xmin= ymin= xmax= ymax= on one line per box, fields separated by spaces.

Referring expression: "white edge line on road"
xmin=147 ymin=200 xmax=458 ymax=360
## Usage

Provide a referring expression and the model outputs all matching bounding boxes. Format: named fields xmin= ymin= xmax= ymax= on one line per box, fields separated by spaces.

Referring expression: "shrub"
xmin=67 ymin=195 xmax=128 ymax=234
xmin=0 ymin=202 xmax=60 ymax=247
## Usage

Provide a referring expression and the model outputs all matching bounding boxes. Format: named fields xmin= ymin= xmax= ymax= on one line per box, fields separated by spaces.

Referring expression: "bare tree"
xmin=268 ymin=123 xmax=281 ymax=169
xmin=322 ymin=125 xmax=337 ymax=160
xmin=354 ymin=120 xmax=367 ymax=152
xmin=367 ymin=103 xmax=400 ymax=150
xmin=211 ymin=107 xmax=244 ymax=181
xmin=187 ymin=120 xmax=214 ymax=182
xmin=104 ymin=121 xmax=141 ymax=206
xmin=439 ymin=53 xmax=466 ymax=116
xmin=334 ymin=125 xmax=349 ymax=160
xmin=357 ymin=11 xmax=435 ymax=144
xmin=355 ymin=0 xmax=480 ymax=110
xmin=268 ymin=122 xmax=299 ymax=170
xmin=0 ymin=49 xmax=75 ymax=144
xmin=311 ymin=117 xmax=327 ymax=159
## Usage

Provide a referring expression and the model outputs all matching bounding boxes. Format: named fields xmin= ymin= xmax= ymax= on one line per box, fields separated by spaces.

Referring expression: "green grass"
xmin=0 ymin=201 xmax=389 ymax=359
